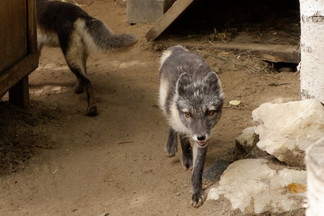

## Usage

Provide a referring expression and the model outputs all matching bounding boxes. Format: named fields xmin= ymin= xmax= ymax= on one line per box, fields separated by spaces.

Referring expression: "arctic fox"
xmin=159 ymin=45 xmax=224 ymax=207
xmin=36 ymin=0 xmax=137 ymax=116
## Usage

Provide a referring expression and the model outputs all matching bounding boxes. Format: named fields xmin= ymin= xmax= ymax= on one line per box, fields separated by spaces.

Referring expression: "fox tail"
xmin=75 ymin=17 xmax=137 ymax=52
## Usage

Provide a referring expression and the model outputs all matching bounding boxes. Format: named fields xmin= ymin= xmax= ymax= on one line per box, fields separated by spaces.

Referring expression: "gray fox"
xmin=159 ymin=45 xmax=224 ymax=207
xmin=36 ymin=0 xmax=137 ymax=116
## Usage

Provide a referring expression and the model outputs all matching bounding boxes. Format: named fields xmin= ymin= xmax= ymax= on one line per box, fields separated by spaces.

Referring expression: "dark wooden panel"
xmin=0 ymin=54 xmax=38 ymax=97
xmin=0 ymin=0 xmax=28 ymax=74
xmin=9 ymin=76 xmax=29 ymax=107
xmin=0 ymin=0 xmax=38 ymax=105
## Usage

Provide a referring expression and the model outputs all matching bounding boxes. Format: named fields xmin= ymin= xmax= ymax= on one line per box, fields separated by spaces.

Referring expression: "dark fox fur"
xmin=36 ymin=0 xmax=137 ymax=116
xmin=159 ymin=46 xmax=224 ymax=207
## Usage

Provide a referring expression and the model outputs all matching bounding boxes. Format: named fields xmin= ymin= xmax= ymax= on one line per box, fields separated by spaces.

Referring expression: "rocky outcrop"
xmin=208 ymin=99 xmax=324 ymax=214
xmin=208 ymin=159 xmax=306 ymax=214
xmin=252 ymin=99 xmax=324 ymax=167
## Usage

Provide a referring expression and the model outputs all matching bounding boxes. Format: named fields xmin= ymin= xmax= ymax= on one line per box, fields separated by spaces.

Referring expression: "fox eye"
xmin=184 ymin=112 xmax=192 ymax=118
xmin=206 ymin=110 xmax=215 ymax=116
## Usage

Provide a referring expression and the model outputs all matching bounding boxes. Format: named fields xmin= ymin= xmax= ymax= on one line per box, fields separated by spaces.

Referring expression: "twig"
xmin=118 ymin=141 xmax=134 ymax=145
xmin=208 ymin=40 xmax=218 ymax=49
xmin=205 ymin=54 xmax=227 ymax=63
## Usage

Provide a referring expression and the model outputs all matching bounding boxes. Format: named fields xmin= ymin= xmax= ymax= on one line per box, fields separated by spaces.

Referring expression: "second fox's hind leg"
xmin=179 ymin=134 xmax=193 ymax=169
xmin=73 ymin=51 xmax=88 ymax=95
xmin=74 ymin=77 xmax=85 ymax=94
xmin=62 ymin=32 xmax=98 ymax=116
xmin=166 ymin=127 xmax=178 ymax=157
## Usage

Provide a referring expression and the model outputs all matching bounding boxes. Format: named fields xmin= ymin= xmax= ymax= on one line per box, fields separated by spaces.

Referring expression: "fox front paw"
xmin=191 ymin=192 xmax=205 ymax=208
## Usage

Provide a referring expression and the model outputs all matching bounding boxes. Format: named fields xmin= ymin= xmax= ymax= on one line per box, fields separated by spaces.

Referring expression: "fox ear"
xmin=203 ymin=72 xmax=221 ymax=90
xmin=176 ymin=73 xmax=190 ymax=96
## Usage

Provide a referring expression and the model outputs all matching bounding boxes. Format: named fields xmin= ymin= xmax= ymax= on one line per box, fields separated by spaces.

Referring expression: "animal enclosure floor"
xmin=0 ymin=0 xmax=302 ymax=215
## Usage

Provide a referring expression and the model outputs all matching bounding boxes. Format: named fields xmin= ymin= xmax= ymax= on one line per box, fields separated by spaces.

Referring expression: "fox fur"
xmin=159 ymin=45 xmax=224 ymax=207
xmin=36 ymin=0 xmax=137 ymax=116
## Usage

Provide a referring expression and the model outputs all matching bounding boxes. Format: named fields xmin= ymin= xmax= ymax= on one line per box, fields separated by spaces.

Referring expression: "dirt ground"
xmin=0 ymin=0 xmax=302 ymax=215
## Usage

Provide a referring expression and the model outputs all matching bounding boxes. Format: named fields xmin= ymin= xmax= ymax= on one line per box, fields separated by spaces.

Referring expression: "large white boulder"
xmin=208 ymin=159 xmax=306 ymax=214
xmin=252 ymin=99 xmax=324 ymax=167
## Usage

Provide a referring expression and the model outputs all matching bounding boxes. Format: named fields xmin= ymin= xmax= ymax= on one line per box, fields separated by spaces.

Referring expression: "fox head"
xmin=175 ymin=71 xmax=224 ymax=148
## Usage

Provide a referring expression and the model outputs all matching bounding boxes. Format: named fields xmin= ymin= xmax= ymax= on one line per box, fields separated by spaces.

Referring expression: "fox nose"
xmin=197 ymin=135 xmax=206 ymax=141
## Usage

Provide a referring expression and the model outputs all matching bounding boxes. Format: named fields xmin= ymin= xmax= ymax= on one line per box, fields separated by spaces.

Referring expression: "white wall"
xmin=300 ymin=0 xmax=324 ymax=103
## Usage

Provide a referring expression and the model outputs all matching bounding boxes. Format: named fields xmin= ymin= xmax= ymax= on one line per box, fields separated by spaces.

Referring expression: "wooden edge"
xmin=212 ymin=42 xmax=301 ymax=63
xmin=0 ymin=54 xmax=38 ymax=97
xmin=28 ymin=0 xmax=38 ymax=54
xmin=197 ymin=41 xmax=300 ymax=63
xmin=9 ymin=76 xmax=30 ymax=107
xmin=145 ymin=0 xmax=195 ymax=41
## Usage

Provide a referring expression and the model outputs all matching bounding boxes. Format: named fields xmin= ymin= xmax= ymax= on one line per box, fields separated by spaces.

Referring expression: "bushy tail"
xmin=75 ymin=17 xmax=137 ymax=52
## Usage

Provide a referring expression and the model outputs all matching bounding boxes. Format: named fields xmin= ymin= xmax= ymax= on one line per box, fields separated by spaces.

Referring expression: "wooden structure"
xmin=145 ymin=0 xmax=195 ymax=41
xmin=145 ymin=0 xmax=300 ymax=64
xmin=196 ymin=42 xmax=300 ymax=64
xmin=0 ymin=0 xmax=38 ymax=107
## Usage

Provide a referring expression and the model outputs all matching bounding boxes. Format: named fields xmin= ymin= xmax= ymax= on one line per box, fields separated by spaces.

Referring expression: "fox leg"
xmin=191 ymin=145 xmax=207 ymax=208
xmin=61 ymin=32 xmax=97 ymax=116
xmin=179 ymin=134 xmax=193 ymax=170
xmin=65 ymin=57 xmax=97 ymax=116
xmin=74 ymin=76 xmax=85 ymax=94
xmin=165 ymin=127 xmax=178 ymax=157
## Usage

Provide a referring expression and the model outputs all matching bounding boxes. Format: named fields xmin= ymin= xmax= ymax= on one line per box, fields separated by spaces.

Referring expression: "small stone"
xmin=278 ymin=67 xmax=293 ymax=72
xmin=229 ymin=100 xmax=241 ymax=106
xmin=235 ymin=126 xmax=257 ymax=151
xmin=235 ymin=126 xmax=267 ymax=158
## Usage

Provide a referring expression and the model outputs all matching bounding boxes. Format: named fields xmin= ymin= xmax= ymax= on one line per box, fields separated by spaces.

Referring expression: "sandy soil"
xmin=0 ymin=0 xmax=302 ymax=215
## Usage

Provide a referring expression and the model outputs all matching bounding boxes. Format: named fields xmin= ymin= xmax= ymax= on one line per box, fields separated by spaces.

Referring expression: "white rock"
xmin=235 ymin=126 xmax=257 ymax=151
xmin=305 ymin=138 xmax=324 ymax=216
xmin=235 ymin=126 xmax=267 ymax=157
xmin=252 ymin=99 xmax=324 ymax=167
xmin=208 ymin=159 xmax=306 ymax=214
